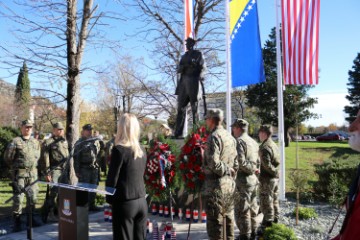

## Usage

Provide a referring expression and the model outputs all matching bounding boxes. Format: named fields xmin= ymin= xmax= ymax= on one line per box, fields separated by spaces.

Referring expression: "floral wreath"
xmin=144 ymin=138 xmax=177 ymax=201
xmin=178 ymin=125 xmax=208 ymax=193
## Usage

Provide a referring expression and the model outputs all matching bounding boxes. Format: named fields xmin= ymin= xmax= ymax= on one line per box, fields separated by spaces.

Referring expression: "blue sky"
xmin=1 ymin=0 xmax=359 ymax=127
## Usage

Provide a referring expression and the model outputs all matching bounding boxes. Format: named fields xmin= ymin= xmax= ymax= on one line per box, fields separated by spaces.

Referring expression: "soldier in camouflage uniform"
xmin=74 ymin=124 xmax=101 ymax=211
xmin=94 ymin=131 xmax=106 ymax=175
xmin=40 ymin=122 xmax=69 ymax=221
xmin=258 ymin=125 xmax=280 ymax=230
xmin=231 ymin=119 xmax=260 ymax=240
xmin=105 ymin=134 xmax=115 ymax=166
xmin=4 ymin=120 xmax=41 ymax=232
xmin=202 ymin=109 xmax=238 ymax=240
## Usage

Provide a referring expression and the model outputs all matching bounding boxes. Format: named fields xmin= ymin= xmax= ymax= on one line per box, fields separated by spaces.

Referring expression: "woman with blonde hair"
xmin=106 ymin=113 xmax=147 ymax=240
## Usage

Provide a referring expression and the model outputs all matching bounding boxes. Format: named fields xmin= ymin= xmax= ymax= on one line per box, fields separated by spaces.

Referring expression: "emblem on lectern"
xmin=62 ymin=198 xmax=72 ymax=216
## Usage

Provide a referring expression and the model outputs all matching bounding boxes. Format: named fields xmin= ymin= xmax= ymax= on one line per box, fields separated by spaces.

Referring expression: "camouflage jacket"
xmin=259 ymin=137 xmax=280 ymax=180
xmin=235 ymin=132 xmax=260 ymax=186
xmin=105 ymin=138 xmax=115 ymax=163
xmin=73 ymin=137 xmax=100 ymax=172
xmin=41 ymin=136 xmax=69 ymax=172
xmin=4 ymin=136 xmax=41 ymax=178
xmin=203 ymin=126 xmax=238 ymax=194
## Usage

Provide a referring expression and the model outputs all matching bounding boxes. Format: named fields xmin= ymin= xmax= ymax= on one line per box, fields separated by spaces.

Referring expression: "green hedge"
xmin=314 ymin=157 xmax=359 ymax=204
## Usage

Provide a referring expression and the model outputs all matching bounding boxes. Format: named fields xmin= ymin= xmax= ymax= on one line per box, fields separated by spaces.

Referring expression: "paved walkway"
xmin=0 ymin=212 xmax=243 ymax=240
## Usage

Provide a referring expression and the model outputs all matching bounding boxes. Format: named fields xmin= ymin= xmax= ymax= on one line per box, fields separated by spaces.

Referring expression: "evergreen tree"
xmin=245 ymin=28 xmax=317 ymax=146
xmin=15 ymin=61 xmax=31 ymax=119
xmin=344 ymin=53 xmax=360 ymax=123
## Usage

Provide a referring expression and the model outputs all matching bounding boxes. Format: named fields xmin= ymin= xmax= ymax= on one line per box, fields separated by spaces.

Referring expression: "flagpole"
xmin=225 ymin=0 xmax=232 ymax=132
xmin=183 ymin=0 xmax=189 ymax=137
xmin=275 ymin=0 xmax=286 ymax=201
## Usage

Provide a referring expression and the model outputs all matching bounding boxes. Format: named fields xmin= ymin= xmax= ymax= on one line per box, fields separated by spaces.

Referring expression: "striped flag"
xmin=281 ymin=0 xmax=321 ymax=85
xmin=229 ymin=0 xmax=265 ymax=87
xmin=184 ymin=0 xmax=194 ymax=40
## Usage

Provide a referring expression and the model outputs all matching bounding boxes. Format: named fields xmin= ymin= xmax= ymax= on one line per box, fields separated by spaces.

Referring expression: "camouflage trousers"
xmin=203 ymin=178 xmax=236 ymax=240
xmin=47 ymin=169 xmax=63 ymax=210
xmin=78 ymin=167 xmax=99 ymax=208
xmin=234 ymin=183 xmax=259 ymax=237
xmin=12 ymin=175 xmax=38 ymax=216
xmin=259 ymin=178 xmax=279 ymax=222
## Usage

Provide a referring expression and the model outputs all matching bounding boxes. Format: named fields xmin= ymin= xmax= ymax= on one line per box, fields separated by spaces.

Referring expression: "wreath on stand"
xmin=178 ymin=125 xmax=208 ymax=194
xmin=144 ymin=136 xmax=179 ymax=202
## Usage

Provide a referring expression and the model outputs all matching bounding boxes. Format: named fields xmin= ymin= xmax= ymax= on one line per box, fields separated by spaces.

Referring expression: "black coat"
xmin=106 ymin=145 xmax=146 ymax=204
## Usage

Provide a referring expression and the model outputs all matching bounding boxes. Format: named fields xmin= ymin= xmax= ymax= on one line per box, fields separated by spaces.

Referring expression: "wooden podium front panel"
xmin=59 ymin=188 xmax=89 ymax=240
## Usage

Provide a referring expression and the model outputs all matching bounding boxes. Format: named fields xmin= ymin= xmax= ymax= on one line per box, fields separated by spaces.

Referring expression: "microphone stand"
xmin=4 ymin=138 xmax=96 ymax=240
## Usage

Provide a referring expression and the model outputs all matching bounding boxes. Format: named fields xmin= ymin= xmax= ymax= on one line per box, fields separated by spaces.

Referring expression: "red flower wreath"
xmin=144 ymin=140 xmax=177 ymax=199
xmin=178 ymin=125 xmax=208 ymax=193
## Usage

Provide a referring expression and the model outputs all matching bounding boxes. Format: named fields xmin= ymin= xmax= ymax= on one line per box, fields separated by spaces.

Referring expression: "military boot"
xmin=47 ymin=209 xmax=58 ymax=222
xmin=12 ymin=215 xmax=22 ymax=232
xmin=250 ymin=231 xmax=257 ymax=240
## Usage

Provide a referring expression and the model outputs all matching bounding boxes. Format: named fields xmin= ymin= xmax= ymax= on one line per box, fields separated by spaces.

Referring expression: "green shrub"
xmin=293 ymin=207 xmax=318 ymax=219
xmin=263 ymin=223 xmax=297 ymax=240
xmin=314 ymin=158 xmax=358 ymax=203
xmin=328 ymin=173 xmax=350 ymax=206
xmin=95 ymin=194 xmax=106 ymax=206
xmin=0 ymin=127 xmax=20 ymax=179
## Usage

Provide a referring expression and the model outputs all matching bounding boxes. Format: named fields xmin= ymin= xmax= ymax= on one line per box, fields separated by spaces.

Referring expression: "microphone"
xmin=75 ymin=137 xmax=100 ymax=145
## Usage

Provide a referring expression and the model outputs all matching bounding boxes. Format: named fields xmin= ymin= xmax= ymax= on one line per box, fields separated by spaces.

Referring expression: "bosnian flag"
xmin=229 ymin=0 xmax=265 ymax=87
xmin=185 ymin=0 xmax=195 ymax=40
xmin=281 ymin=0 xmax=321 ymax=85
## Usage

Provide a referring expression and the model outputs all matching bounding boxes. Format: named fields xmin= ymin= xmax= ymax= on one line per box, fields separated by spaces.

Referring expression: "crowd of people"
xmin=4 ymin=108 xmax=360 ymax=240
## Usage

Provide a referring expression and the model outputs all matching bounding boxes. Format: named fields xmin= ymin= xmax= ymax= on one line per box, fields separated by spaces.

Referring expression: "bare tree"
xmin=0 ymin=0 xmax=122 ymax=147
xmin=96 ymin=55 xmax=165 ymax=119
xmin=119 ymin=0 xmax=226 ymax=116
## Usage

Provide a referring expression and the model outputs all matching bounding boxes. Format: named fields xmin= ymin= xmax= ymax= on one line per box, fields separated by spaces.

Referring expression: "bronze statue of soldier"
xmin=174 ymin=37 xmax=206 ymax=138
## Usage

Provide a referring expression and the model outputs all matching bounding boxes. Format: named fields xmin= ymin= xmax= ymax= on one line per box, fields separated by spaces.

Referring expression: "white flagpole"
xmin=225 ymin=0 xmax=232 ymax=132
xmin=183 ymin=0 xmax=189 ymax=137
xmin=275 ymin=0 xmax=286 ymax=201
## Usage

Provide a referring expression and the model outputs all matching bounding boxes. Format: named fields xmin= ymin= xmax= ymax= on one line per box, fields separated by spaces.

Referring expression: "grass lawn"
xmin=284 ymin=141 xmax=359 ymax=191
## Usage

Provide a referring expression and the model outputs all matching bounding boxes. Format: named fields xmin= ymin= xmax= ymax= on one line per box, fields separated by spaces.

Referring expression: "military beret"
xmin=21 ymin=119 xmax=33 ymax=127
xmin=259 ymin=125 xmax=273 ymax=135
xmin=231 ymin=119 xmax=249 ymax=128
xmin=53 ymin=122 xmax=64 ymax=130
xmin=82 ymin=124 xmax=93 ymax=131
xmin=205 ymin=108 xmax=224 ymax=121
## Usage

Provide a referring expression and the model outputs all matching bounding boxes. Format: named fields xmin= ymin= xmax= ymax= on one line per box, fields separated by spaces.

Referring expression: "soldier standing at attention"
xmin=258 ymin=125 xmax=280 ymax=231
xmin=41 ymin=122 xmax=69 ymax=221
xmin=74 ymin=124 xmax=101 ymax=211
xmin=4 ymin=120 xmax=41 ymax=232
xmin=231 ymin=119 xmax=260 ymax=240
xmin=202 ymin=109 xmax=238 ymax=240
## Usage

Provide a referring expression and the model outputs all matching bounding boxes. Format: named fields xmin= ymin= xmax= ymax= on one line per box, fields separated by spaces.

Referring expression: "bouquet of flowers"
xmin=144 ymin=139 xmax=177 ymax=201
xmin=178 ymin=125 xmax=208 ymax=193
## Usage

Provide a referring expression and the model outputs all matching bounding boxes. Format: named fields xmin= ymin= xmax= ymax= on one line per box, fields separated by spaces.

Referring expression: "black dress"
xmin=106 ymin=145 xmax=147 ymax=240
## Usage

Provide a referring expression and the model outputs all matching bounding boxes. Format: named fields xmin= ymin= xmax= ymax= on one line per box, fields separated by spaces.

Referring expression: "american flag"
xmin=184 ymin=0 xmax=194 ymax=41
xmin=281 ymin=0 xmax=321 ymax=85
